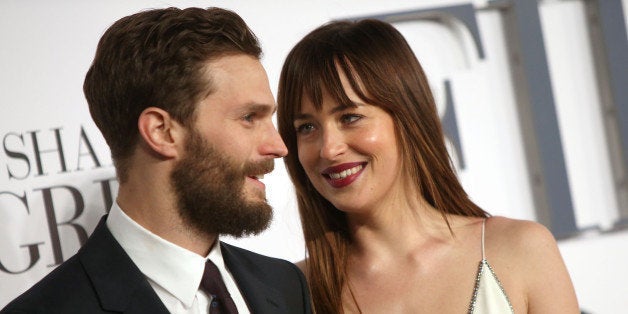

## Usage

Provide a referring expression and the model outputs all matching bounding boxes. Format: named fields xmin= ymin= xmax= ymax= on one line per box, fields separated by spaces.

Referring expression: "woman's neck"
xmin=347 ymin=196 xmax=448 ymax=255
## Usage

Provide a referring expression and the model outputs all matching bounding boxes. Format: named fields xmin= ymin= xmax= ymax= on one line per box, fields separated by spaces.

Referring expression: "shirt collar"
xmin=106 ymin=202 xmax=223 ymax=307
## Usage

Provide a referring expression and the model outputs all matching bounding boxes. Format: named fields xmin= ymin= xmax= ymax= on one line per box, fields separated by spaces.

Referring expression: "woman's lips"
xmin=322 ymin=162 xmax=366 ymax=188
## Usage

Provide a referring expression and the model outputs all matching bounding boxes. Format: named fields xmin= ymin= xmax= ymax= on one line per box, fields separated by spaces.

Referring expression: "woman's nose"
xmin=319 ymin=127 xmax=347 ymax=160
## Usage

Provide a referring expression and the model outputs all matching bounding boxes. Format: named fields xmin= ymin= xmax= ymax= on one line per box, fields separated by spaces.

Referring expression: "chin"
xmin=245 ymin=191 xmax=267 ymax=203
xmin=331 ymin=202 xmax=366 ymax=215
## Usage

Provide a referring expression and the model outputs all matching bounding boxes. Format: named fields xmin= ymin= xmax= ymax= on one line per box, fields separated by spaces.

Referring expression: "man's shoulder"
xmin=220 ymin=242 xmax=311 ymax=314
xmin=2 ymin=216 xmax=138 ymax=313
xmin=1 ymin=255 xmax=100 ymax=313
xmin=220 ymin=241 xmax=308 ymax=287
xmin=220 ymin=241 xmax=297 ymax=271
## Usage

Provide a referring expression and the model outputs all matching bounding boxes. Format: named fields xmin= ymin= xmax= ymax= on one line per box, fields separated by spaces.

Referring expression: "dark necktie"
xmin=200 ymin=260 xmax=239 ymax=314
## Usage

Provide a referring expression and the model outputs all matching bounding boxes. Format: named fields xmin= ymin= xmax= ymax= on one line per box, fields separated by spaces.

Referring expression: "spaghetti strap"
xmin=481 ymin=218 xmax=487 ymax=260
xmin=469 ymin=217 xmax=514 ymax=313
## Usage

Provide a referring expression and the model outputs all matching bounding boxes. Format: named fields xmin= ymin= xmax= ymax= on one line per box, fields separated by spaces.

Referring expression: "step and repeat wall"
xmin=1 ymin=0 xmax=627 ymax=312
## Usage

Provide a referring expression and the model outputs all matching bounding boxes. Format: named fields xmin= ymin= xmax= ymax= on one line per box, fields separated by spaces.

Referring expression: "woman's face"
xmin=293 ymin=71 xmax=405 ymax=214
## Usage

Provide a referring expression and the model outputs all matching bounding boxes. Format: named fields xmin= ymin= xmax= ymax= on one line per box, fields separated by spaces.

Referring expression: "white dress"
xmin=468 ymin=219 xmax=514 ymax=313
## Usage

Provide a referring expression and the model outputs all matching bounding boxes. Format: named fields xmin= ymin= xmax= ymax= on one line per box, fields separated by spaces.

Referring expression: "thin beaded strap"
xmin=481 ymin=218 xmax=487 ymax=260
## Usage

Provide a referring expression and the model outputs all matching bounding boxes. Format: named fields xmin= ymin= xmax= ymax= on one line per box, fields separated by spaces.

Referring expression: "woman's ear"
xmin=137 ymin=107 xmax=185 ymax=158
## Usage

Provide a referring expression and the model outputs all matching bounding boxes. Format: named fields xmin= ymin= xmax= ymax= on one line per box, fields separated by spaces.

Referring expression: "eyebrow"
xmin=294 ymin=102 xmax=360 ymax=121
xmin=246 ymin=103 xmax=277 ymax=115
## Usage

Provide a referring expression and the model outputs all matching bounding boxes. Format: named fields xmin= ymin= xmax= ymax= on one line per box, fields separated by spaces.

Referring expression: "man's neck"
xmin=116 ymin=185 xmax=217 ymax=257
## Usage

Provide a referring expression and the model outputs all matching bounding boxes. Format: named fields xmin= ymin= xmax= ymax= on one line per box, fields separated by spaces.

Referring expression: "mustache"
xmin=243 ymin=159 xmax=275 ymax=176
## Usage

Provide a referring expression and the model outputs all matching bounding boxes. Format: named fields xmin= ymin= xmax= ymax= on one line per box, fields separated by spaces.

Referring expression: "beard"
xmin=170 ymin=129 xmax=274 ymax=238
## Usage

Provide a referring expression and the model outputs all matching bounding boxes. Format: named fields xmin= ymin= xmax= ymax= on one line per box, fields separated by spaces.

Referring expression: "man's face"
xmin=171 ymin=54 xmax=288 ymax=237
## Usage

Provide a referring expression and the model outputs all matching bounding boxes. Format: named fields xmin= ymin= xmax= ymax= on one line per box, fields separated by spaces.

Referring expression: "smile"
xmin=246 ymin=172 xmax=268 ymax=192
xmin=322 ymin=162 xmax=366 ymax=188
xmin=328 ymin=165 xmax=363 ymax=179
xmin=249 ymin=174 xmax=264 ymax=181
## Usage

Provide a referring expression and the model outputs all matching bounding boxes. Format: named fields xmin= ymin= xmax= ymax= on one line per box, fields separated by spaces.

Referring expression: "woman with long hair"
xmin=277 ymin=19 xmax=578 ymax=313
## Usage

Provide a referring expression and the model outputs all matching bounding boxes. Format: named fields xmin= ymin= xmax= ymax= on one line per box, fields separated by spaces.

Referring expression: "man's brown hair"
xmin=84 ymin=7 xmax=261 ymax=181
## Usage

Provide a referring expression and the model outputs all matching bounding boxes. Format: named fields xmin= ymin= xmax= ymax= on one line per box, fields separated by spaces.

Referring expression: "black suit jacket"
xmin=1 ymin=216 xmax=311 ymax=314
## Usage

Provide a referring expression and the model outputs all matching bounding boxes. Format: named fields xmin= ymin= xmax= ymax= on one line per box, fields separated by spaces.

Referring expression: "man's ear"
xmin=137 ymin=107 xmax=185 ymax=158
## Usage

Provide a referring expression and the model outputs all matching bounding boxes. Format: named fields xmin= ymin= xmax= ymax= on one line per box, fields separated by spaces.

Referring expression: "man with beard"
xmin=1 ymin=7 xmax=310 ymax=314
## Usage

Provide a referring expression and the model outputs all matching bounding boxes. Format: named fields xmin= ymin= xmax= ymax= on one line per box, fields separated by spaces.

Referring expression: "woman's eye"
xmin=295 ymin=123 xmax=315 ymax=134
xmin=341 ymin=114 xmax=363 ymax=124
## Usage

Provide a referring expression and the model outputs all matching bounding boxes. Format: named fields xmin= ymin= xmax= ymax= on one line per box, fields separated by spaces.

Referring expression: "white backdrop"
xmin=1 ymin=1 xmax=627 ymax=313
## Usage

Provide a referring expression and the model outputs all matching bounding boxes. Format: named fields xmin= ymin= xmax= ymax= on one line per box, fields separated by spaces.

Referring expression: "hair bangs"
xmin=299 ymin=54 xmax=356 ymax=116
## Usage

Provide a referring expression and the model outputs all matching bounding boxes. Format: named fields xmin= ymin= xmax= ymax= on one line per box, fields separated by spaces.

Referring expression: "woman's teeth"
xmin=329 ymin=165 xmax=363 ymax=180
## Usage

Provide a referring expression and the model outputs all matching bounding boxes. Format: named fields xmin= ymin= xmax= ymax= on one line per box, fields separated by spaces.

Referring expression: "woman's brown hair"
xmin=277 ymin=19 xmax=488 ymax=313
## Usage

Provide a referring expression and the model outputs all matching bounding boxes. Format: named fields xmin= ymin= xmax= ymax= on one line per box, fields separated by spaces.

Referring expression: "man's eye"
xmin=243 ymin=113 xmax=256 ymax=122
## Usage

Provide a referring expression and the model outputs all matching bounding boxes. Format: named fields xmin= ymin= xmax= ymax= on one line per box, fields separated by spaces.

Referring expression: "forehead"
xmin=298 ymin=68 xmax=363 ymax=114
xmin=202 ymin=54 xmax=275 ymax=111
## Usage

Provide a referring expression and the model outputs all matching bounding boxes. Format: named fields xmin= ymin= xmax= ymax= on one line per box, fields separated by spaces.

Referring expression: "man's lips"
xmin=248 ymin=174 xmax=265 ymax=180
xmin=244 ymin=160 xmax=274 ymax=182
xmin=246 ymin=175 xmax=266 ymax=191
xmin=246 ymin=173 xmax=268 ymax=189
xmin=321 ymin=162 xmax=366 ymax=188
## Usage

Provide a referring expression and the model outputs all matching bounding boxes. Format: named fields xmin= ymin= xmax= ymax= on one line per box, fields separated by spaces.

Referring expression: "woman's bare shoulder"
xmin=485 ymin=216 xmax=557 ymax=255
xmin=483 ymin=216 xmax=563 ymax=288
xmin=485 ymin=216 xmax=579 ymax=312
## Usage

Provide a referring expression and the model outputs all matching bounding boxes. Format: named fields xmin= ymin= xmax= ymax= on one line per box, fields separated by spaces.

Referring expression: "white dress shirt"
xmin=106 ymin=202 xmax=250 ymax=314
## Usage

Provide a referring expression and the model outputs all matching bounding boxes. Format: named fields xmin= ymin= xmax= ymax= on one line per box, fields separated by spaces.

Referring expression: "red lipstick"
xmin=321 ymin=162 xmax=366 ymax=188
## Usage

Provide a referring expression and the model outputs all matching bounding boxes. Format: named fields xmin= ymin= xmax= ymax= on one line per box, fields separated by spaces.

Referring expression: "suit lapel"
xmin=221 ymin=242 xmax=288 ymax=314
xmin=79 ymin=216 xmax=170 ymax=314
